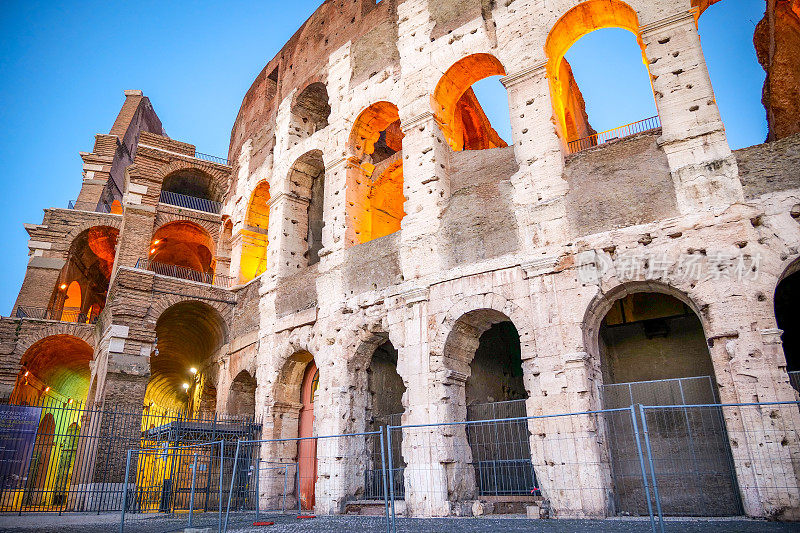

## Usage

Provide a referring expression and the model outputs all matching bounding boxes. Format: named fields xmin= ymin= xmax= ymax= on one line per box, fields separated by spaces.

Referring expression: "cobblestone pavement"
xmin=1 ymin=513 xmax=799 ymax=533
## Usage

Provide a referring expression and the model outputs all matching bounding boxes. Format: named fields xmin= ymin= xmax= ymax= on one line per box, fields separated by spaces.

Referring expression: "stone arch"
xmin=146 ymin=300 xmax=229 ymax=415
xmin=13 ymin=334 xmax=94 ymax=405
xmin=544 ymin=0 xmax=652 ymax=147
xmin=286 ymin=149 xmax=326 ymax=266
xmin=290 ymin=82 xmax=331 ymax=142
xmin=16 ymin=323 xmax=96 ymax=360
xmin=347 ymin=101 xmax=405 ymax=246
xmin=157 ymin=160 xmax=229 ymax=204
xmin=149 ymin=220 xmax=216 ymax=276
xmin=62 ymin=219 xmax=122 ymax=256
xmin=227 ymin=370 xmax=257 ymax=419
xmin=432 ymin=53 xmax=508 ymax=151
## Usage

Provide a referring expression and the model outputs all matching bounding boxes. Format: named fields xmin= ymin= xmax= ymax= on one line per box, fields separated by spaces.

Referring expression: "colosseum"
xmin=1 ymin=0 xmax=800 ymax=526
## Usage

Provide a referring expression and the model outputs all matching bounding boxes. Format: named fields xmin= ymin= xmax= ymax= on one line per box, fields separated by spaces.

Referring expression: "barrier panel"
xmin=223 ymin=430 xmax=389 ymax=532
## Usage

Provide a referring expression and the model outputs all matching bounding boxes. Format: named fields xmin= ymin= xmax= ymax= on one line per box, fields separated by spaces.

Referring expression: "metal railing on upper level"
xmin=15 ymin=306 xmax=99 ymax=324
xmin=195 ymin=152 xmax=230 ymax=166
xmin=135 ymin=258 xmax=235 ymax=288
xmin=159 ymin=190 xmax=222 ymax=214
xmin=567 ymin=115 xmax=661 ymax=154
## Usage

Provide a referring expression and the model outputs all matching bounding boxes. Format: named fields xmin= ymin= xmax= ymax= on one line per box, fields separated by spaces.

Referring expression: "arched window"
xmin=432 ymin=53 xmax=510 ymax=151
xmin=160 ymin=169 xmax=222 ymax=213
xmin=241 ymin=181 xmax=270 ymax=282
xmin=289 ymin=82 xmax=331 ymax=145
xmin=545 ymin=0 xmax=659 ymax=153
xmin=347 ymin=102 xmax=405 ymax=245
xmin=286 ymin=151 xmax=325 ymax=266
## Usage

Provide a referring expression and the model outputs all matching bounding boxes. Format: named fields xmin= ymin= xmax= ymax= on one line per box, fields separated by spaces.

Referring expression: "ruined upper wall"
xmin=228 ymin=0 xmax=399 ymax=174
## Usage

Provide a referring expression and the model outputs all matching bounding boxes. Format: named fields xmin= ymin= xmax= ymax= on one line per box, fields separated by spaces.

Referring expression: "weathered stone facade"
xmin=3 ymin=0 xmax=800 ymax=520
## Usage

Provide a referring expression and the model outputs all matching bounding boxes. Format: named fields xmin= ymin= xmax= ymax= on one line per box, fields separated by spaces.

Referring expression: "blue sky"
xmin=0 ymin=0 xmax=766 ymax=314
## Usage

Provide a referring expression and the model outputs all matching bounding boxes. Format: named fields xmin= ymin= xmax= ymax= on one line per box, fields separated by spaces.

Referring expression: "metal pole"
xmin=639 ymin=405 xmax=664 ymax=533
xmin=223 ymin=440 xmax=241 ymax=533
xmin=119 ymin=449 xmax=131 ymax=533
xmin=189 ymin=452 xmax=198 ymax=528
xmin=255 ymin=457 xmax=260 ymax=521
xmin=386 ymin=426 xmax=396 ymax=533
xmin=295 ymin=462 xmax=301 ymax=514
xmin=629 ymin=406 xmax=656 ymax=533
xmin=380 ymin=430 xmax=390 ymax=533
xmin=282 ymin=465 xmax=288 ymax=513
xmin=218 ymin=441 xmax=224 ymax=533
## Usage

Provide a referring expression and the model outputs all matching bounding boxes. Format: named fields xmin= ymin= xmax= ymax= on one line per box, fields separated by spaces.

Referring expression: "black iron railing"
xmin=195 ymin=152 xmax=230 ymax=166
xmin=159 ymin=190 xmax=222 ymax=214
xmin=567 ymin=115 xmax=661 ymax=154
xmin=135 ymin=258 xmax=235 ymax=288
xmin=15 ymin=306 xmax=98 ymax=324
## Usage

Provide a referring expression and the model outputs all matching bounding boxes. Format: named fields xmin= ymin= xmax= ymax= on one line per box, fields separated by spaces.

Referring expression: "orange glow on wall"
xmin=432 ymin=53 xmax=507 ymax=151
xmin=363 ymin=161 xmax=404 ymax=243
xmin=60 ymin=281 xmax=82 ymax=321
xmin=151 ymin=221 xmax=215 ymax=274
xmin=240 ymin=180 xmax=270 ymax=282
xmin=544 ymin=0 xmax=647 ymax=145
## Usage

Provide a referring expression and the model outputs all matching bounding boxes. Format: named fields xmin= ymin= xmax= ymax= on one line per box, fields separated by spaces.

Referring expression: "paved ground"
xmin=0 ymin=513 xmax=799 ymax=533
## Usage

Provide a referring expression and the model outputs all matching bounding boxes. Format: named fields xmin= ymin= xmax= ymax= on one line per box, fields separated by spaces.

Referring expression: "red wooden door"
xmin=297 ymin=362 xmax=318 ymax=510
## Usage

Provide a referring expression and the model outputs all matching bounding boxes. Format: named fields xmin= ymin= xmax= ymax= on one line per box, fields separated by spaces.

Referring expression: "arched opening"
xmin=23 ymin=414 xmax=55 ymax=507
xmin=241 ymin=181 xmax=270 ymax=282
xmin=366 ymin=341 xmax=405 ymax=499
xmin=289 ymin=82 xmax=331 ymax=144
xmin=442 ymin=310 xmax=537 ymax=504
xmin=145 ymin=301 xmax=227 ymax=418
xmin=60 ymin=281 xmax=81 ymax=322
xmin=593 ymin=290 xmax=742 ymax=516
xmin=110 ymin=199 xmax=123 ymax=215
xmin=697 ymin=0 xmax=769 ymax=147
xmin=775 ymin=268 xmax=800 ymax=391
xmin=432 ymin=53 xmax=509 ymax=151
xmin=347 ymin=102 xmax=405 ymax=245
xmin=47 ymin=226 xmax=118 ymax=323
xmin=227 ymin=370 xmax=257 ymax=419
xmin=265 ymin=351 xmax=317 ymax=511
xmin=160 ymin=169 xmax=222 ymax=213
xmin=287 ymin=150 xmax=326 ymax=266
xmin=545 ymin=0 xmax=659 ymax=152
xmin=148 ymin=221 xmax=215 ymax=283
xmin=12 ymin=335 xmax=93 ymax=406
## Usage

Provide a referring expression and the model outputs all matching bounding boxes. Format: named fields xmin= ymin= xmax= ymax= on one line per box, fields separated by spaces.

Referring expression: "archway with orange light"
xmin=347 ymin=102 xmax=405 ymax=246
xmin=240 ymin=181 xmax=271 ymax=282
xmin=148 ymin=221 xmax=216 ymax=281
xmin=432 ymin=53 xmax=509 ymax=152
xmin=50 ymin=226 xmax=118 ymax=324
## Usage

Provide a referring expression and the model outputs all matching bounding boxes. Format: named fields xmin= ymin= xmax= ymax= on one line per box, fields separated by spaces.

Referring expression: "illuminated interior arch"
xmin=347 ymin=102 xmax=405 ymax=245
xmin=544 ymin=0 xmax=650 ymax=146
xmin=52 ymin=226 xmax=118 ymax=322
xmin=12 ymin=335 xmax=93 ymax=405
xmin=149 ymin=221 xmax=215 ymax=275
xmin=432 ymin=53 xmax=508 ymax=151
xmin=241 ymin=181 xmax=270 ymax=282
xmin=145 ymin=301 xmax=228 ymax=415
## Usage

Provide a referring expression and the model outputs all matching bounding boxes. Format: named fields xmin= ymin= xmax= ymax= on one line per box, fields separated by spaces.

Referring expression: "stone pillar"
xmin=229 ymin=230 xmax=244 ymax=282
xmin=398 ymin=113 xmax=451 ymax=279
xmin=266 ymin=193 xmax=311 ymax=278
xmin=501 ymin=63 xmax=569 ymax=248
xmin=706 ymin=324 xmax=800 ymax=519
xmin=318 ymin=156 xmax=349 ymax=264
xmin=640 ymin=11 xmax=743 ymax=213
xmin=112 ymin=202 xmax=155 ymax=273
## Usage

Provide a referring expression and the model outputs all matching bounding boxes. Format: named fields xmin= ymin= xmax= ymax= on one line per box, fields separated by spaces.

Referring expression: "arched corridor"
xmin=240 ymin=181 xmax=270 ymax=282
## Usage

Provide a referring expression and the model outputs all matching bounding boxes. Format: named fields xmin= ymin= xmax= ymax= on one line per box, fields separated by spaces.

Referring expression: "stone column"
xmin=398 ymin=113 xmax=451 ymax=279
xmin=266 ymin=193 xmax=311 ymax=278
xmin=639 ymin=11 xmax=744 ymax=213
xmin=112 ymin=202 xmax=155 ymax=273
xmin=501 ymin=63 xmax=569 ymax=249
xmin=317 ymin=156 xmax=349 ymax=266
xmin=229 ymin=230 xmax=244 ymax=283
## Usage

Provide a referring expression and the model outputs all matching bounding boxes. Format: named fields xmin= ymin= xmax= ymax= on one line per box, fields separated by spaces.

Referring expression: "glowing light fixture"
xmin=153 ymin=239 xmax=160 ymax=245
xmin=60 ymin=284 xmax=68 ymax=290
xmin=44 ymin=386 xmax=50 ymax=392
xmin=67 ymin=398 xmax=73 ymax=404
xmin=189 ymin=367 xmax=198 ymax=374
xmin=182 ymin=383 xmax=190 ymax=390
xmin=150 ymin=248 xmax=156 ymax=254
xmin=24 ymin=370 xmax=29 ymax=377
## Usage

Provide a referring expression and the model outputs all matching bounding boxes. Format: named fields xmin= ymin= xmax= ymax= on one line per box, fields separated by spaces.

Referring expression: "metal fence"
xmin=0 ymin=398 xmax=258 ymax=515
xmin=601 ymin=375 xmax=717 ymax=409
xmin=223 ymin=431 xmax=388 ymax=532
xmin=195 ymin=152 xmax=231 ymax=166
xmin=159 ymin=190 xmax=222 ymax=214
xmin=567 ymin=115 xmax=661 ymax=153
xmin=15 ymin=306 xmax=99 ymax=325
xmin=135 ymin=258 xmax=236 ymax=288
xmin=120 ymin=441 xmax=230 ymax=533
